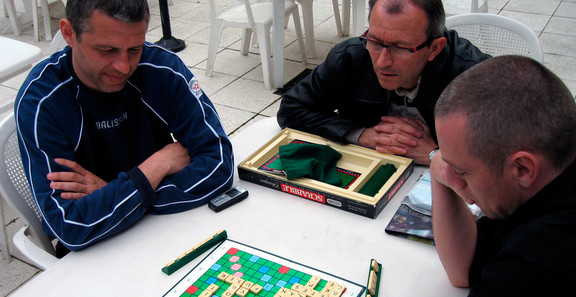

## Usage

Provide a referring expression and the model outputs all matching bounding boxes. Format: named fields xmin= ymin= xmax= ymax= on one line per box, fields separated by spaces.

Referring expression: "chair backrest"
xmin=209 ymin=0 xmax=257 ymax=28
xmin=0 ymin=113 xmax=56 ymax=256
xmin=446 ymin=13 xmax=543 ymax=62
xmin=49 ymin=30 xmax=68 ymax=54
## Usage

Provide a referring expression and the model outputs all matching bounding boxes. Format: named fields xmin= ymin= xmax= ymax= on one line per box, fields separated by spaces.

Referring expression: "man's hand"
xmin=138 ymin=142 xmax=191 ymax=190
xmin=47 ymin=158 xmax=108 ymax=200
xmin=430 ymin=150 xmax=476 ymax=287
xmin=358 ymin=115 xmax=437 ymax=164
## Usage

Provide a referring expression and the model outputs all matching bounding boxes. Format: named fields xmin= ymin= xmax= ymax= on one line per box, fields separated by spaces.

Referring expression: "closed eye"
xmin=452 ymin=168 xmax=467 ymax=176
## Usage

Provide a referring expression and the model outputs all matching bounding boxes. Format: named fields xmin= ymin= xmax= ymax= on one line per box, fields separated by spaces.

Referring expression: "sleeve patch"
xmin=189 ymin=76 xmax=203 ymax=99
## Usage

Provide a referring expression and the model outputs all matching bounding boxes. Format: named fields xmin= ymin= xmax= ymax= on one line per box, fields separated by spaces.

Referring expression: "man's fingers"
xmin=388 ymin=133 xmax=418 ymax=147
xmin=375 ymin=144 xmax=407 ymax=155
xmin=48 ymin=158 xmax=108 ymax=198
xmin=50 ymin=181 xmax=84 ymax=192
xmin=377 ymin=116 xmax=423 ymax=138
xmin=374 ymin=133 xmax=417 ymax=149
xmin=47 ymin=171 xmax=83 ymax=183
xmin=54 ymin=158 xmax=89 ymax=175
xmin=59 ymin=191 xmax=84 ymax=200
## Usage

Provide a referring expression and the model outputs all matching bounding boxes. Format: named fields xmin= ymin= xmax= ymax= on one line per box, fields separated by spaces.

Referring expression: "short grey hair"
xmin=435 ymin=55 xmax=576 ymax=173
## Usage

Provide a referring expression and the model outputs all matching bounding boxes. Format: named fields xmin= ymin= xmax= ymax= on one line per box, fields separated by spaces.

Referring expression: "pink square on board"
xmin=233 ymin=271 xmax=244 ymax=278
xmin=230 ymin=255 xmax=240 ymax=262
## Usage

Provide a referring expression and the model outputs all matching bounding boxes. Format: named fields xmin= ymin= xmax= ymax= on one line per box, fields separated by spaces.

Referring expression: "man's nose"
xmin=375 ymin=48 xmax=393 ymax=68
xmin=113 ymin=51 xmax=130 ymax=74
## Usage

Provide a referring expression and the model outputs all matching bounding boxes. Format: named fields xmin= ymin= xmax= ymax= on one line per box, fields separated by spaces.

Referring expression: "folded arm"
xmin=47 ymin=142 xmax=191 ymax=198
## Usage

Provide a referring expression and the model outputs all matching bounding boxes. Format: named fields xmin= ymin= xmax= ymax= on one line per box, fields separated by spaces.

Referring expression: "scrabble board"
xmin=163 ymin=240 xmax=365 ymax=297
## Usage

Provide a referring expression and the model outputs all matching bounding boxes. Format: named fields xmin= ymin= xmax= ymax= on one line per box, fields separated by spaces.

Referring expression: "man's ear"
xmin=59 ymin=19 xmax=76 ymax=48
xmin=509 ymin=151 xmax=539 ymax=189
xmin=427 ymin=37 xmax=447 ymax=61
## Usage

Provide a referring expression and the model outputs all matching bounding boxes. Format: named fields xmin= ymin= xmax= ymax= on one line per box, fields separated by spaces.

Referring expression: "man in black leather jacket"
xmin=278 ymin=0 xmax=490 ymax=165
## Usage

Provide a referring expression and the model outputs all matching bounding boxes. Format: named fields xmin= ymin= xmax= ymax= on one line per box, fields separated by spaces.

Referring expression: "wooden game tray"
xmin=238 ymin=128 xmax=414 ymax=219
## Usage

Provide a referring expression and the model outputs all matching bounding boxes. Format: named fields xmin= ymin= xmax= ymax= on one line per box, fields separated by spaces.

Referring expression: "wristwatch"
xmin=428 ymin=148 xmax=439 ymax=162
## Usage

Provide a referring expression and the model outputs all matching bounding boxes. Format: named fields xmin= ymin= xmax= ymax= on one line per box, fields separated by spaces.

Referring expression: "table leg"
xmin=342 ymin=0 xmax=350 ymax=36
xmin=351 ymin=0 xmax=366 ymax=36
xmin=272 ymin=0 xmax=284 ymax=89
xmin=300 ymin=0 xmax=316 ymax=58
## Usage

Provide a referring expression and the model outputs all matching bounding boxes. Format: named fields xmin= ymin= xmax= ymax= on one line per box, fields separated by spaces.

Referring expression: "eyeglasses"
xmin=359 ymin=30 xmax=432 ymax=57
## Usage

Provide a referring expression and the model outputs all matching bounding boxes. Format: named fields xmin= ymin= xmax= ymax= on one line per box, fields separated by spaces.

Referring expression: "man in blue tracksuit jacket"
xmin=15 ymin=0 xmax=234 ymax=253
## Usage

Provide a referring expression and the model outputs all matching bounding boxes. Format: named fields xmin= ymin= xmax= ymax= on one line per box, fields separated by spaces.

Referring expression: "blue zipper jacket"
xmin=15 ymin=43 xmax=234 ymax=251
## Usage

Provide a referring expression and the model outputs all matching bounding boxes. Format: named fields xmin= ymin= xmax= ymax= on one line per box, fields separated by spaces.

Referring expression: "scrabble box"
xmin=237 ymin=128 xmax=414 ymax=219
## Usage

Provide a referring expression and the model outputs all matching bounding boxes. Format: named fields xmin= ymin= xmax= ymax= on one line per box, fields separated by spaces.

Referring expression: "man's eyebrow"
xmin=366 ymin=34 xmax=406 ymax=46
xmin=95 ymin=42 xmax=145 ymax=48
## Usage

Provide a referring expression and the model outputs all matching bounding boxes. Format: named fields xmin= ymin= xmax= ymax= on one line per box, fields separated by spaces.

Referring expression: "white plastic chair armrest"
xmin=13 ymin=226 xmax=58 ymax=270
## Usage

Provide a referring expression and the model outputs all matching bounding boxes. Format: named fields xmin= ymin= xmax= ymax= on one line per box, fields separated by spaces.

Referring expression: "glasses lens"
xmin=367 ymin=40 xmax=384 ymax=53
xmin=361 ymin=39 xmax=376 ymax=52
xmin=362 ymin=38 xmax=411 ymax=57
xmin=389 ymin=46 xmax=412 ymax=57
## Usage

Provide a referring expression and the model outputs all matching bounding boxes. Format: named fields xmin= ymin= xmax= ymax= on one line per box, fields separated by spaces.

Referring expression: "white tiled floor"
xmin=1 ymin=0 xmax=575 ymax=295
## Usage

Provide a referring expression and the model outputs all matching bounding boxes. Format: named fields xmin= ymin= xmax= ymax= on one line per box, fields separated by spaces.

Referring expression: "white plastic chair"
xmin=338 ymin=0 xmax=357 ymax=36
xmin=0 ymin=113 xmax=58 ymax=270
xmin=0 ymin=33 xmax=64 ymax=265
xmin=292 ymin=0 xmax=344 ymax=58
xmin=445 ymin=0 xmax=488 ymax=16
xmin=339 ymin=0 xmax=488 ymax=37
xmin=31 ymin=0 xmax=66 ymax=41
xmin=3 ymin=0 xmax=64 ymax=40
xmin=471 ymin=0 xmax=488 ymax=13
xmin=3 ymin=0 xmax=22 ymax=36
xmin=446 ymin=13 xmax=543 ymax=62
xmin=0 ymin=103 xmax=14 ymax=263
xmin=31 ymin=0 xmax=53 ymax=41
xmin=206 ymin=0 xmax=307 ymax=90
xmin=49 ymin=29 xmax=67 ymax=54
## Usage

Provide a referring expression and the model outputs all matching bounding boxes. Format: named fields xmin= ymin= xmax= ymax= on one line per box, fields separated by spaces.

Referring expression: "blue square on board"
xmin=207 ymin=277 xmax=217 ymax=284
